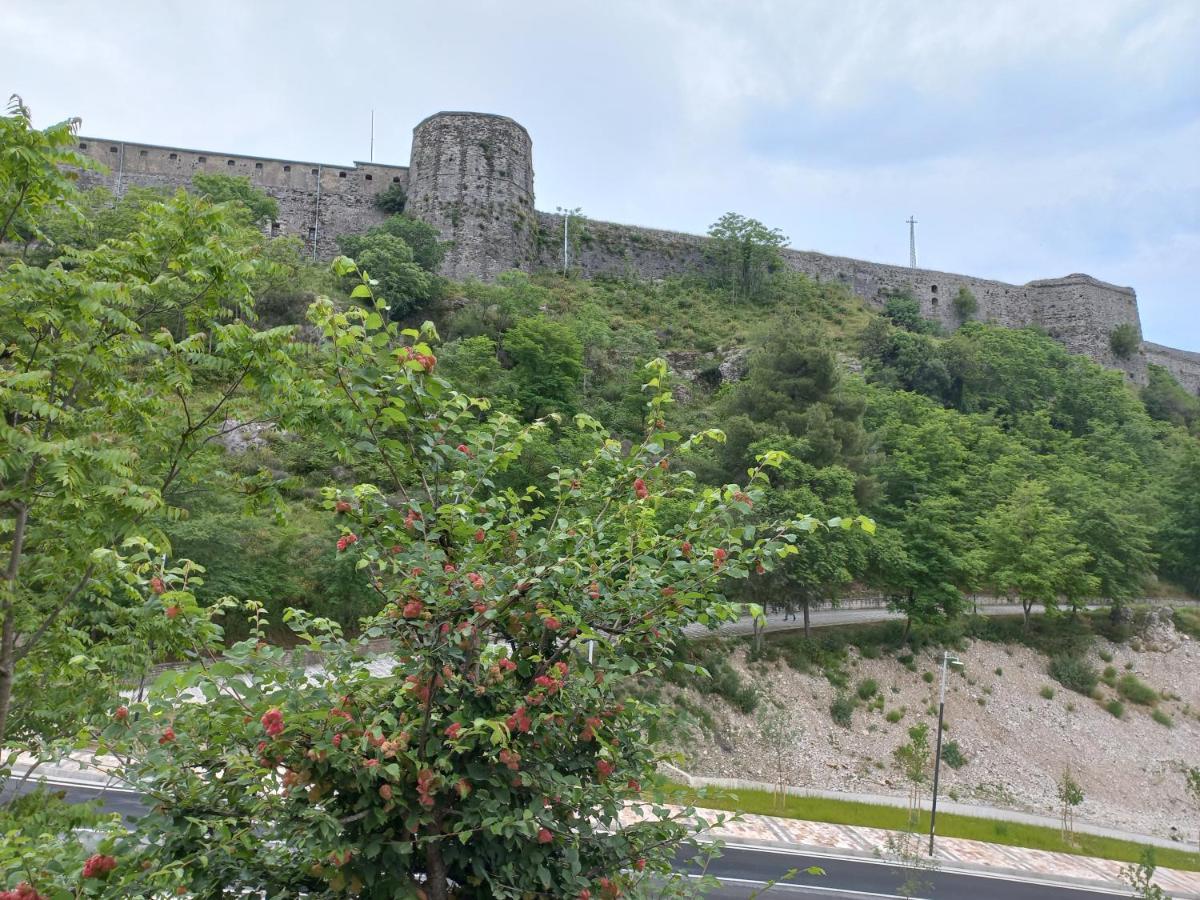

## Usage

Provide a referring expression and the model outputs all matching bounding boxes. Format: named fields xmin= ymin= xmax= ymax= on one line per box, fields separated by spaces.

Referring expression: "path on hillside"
xmin=681 ymin=601 xmax=1053 ymax=640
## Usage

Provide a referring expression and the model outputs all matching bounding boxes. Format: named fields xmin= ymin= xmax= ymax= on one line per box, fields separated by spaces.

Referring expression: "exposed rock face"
xmin=1139 ymin=606 xmax=1183 ymax=652
xmin=214 ymin=419 xmax=274 ymax=455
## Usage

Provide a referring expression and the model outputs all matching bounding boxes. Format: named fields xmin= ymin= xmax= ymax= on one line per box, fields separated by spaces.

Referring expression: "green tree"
xmin=342 ymin=214 xmax=446 ymax=275
xmin=0 ymin=110 xmax=308 ymax=745
xmin=705 ymin=212 xmax=788 ymax=301
xmin=1056 ymin=767 xmax=1083 ymax=841
xmin=191 ymin=172 xmax=279 ymax=225
xmin=503 ymin=315 xmax=584 ymax=419
xmin=1142 ymin=364 xmax=1200 ymax=431
xmin=722 ymin=321 xmax=868 ymax=475
xmin=981 ymin=481 xmax=1098 ymax=628
xmin=373 ymin=181 xmax=407 ymax=215
xmin=29 ymin=277 xmax=868 ymax=899
xmin=1156 ymin=439 xmax=1200 ymax=595
xmin=1109 ymin=322 xmax=1140 ymax=359
xmin=893 ymin=722 xmax=932 ymax=826
xmin=952 ymin=286 xmax=978 ymax=322
xmin=0 ymin=96 xmax=92 ymax=248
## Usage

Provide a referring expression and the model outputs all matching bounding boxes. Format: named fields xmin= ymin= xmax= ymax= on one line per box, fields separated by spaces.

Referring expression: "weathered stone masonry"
xmin=75 ymin=111 xmax=1198 ymax=392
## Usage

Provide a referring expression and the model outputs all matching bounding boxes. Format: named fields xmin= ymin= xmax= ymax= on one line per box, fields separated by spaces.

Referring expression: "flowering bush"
xmin=13 ymin=260 xmax=867 ymax=899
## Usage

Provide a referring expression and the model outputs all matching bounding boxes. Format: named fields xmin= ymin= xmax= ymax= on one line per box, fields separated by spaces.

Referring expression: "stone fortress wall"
xmin=74 ymin=111 xmax=1199 ymax=393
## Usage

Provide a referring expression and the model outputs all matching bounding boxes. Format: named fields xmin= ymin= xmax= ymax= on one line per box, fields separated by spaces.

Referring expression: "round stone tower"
xmin=406 ymin=112 xmax=536 ymax=281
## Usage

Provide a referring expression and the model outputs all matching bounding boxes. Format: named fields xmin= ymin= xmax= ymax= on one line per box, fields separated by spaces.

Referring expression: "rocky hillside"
xmin=670 ymin=609 xmax=1200 ymax=841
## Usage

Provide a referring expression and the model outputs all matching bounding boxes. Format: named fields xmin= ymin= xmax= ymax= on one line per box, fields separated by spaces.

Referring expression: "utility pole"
xmin=907 ymin=216 xmax=918 ymax=269
xmin=370 ymin=109 xmax=375 ymax=163
xmin=929 ymin=649 xmax=961 ymax=856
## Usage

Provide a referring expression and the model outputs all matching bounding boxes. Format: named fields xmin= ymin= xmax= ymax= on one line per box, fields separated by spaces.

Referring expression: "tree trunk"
xmin=802 ymin=597 xmax=811 ymax=639
xmin=425 ymin=833 xmax=449 ymax=900
xmin=0 ymin=612 xmax=14 ymax=745
xmin=1022 ymin=598 xmax=1032 ymax=632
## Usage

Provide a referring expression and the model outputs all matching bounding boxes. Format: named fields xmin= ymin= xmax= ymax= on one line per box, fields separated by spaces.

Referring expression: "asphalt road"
xmin=679 ymin=844 xmax=1131 ymax=899
xmin=3 ymin=776 xmax=1132 ymax=899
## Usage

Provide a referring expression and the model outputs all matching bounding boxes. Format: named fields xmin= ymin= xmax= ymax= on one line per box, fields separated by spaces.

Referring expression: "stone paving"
xmin=642 ymin=803 xmax=1200 ymax=897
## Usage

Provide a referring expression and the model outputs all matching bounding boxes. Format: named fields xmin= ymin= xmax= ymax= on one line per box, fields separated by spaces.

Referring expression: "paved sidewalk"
xmin=627 ymin=803 xmax=1200 ymax=898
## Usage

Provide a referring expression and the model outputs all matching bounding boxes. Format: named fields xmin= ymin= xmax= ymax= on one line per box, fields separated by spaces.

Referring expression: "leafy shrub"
xmin=1040 ymin=685 xmax=1055 ymax=700
xmin=1102 ymin=665 xmax=1118 ymax=686
xmin=922 ymin=671 xmax=934 ymax=683
xmin=830 ymin=694 xmax=856 ymax=728
xmin=373 ymin=182 xmax=407 ymax=214
xmin=1098 ymin=649 xmax=1114 ymax=663
xmin=1049 ymin=654 xmax=1099 ymax=695
xmin=994 ymin=667 xmax=1003 ymax=677
xmin=1106 ymin=700 xmax=1125 ymax=718
xmin=1109 ymin=323 xmax=1140 ymax=359
xmin=886 ymin=708 xmax=905 ymax=723
xmin=1117 ymin=674 xmax=1157 ymax=706
xmin=941 ymin=740 xmax=967 ymax=769
xmin=1151 ymin=709 xmax=1174 ymax=728
xmin=953 ymin=286 xmax=978 ymax=321
xmin=857 ymin=678 xmax=879 ymax=701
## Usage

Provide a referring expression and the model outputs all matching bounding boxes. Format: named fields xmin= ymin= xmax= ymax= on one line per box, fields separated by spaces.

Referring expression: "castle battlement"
xmin=73 ymin=112 xmax=1200 ymax=394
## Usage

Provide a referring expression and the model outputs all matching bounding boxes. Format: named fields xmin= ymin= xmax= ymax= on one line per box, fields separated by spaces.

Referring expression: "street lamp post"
xmin=928 ymin=650 xmax=961 ymax=856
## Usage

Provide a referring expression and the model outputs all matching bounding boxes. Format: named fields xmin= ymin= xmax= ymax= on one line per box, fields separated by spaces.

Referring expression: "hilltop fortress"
xmin=75 ymin=111 xmax=1199 ymax=394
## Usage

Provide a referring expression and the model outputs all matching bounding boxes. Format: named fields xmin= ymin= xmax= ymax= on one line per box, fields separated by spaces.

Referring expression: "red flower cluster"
xmin=713 ymin=547 xmax=727 ymax=570
xmin=497 ymin=658 xmax=517 ymax=673
xmin=633 ymin=477 xmax=649 ymax=500
xmin=544 ymin=616 xmax=561 ymax=631
xmin=506 ymin=706 xmax=532 ymax=733
xmin=82 ymin=854 xmax=117 ymax=879
xmin=680 ymin=541 xmax=692 ymax=558
xmin=456 ymin=443 xmax=472 ymax=456
xmin=334 ymin=500 xmax=352 ymax=513
xmin=404 ymin=508 xmax=422 ymax=530
xmin=588 ymin=581 xmax=600 ymax=599
xmin=732 ymin=490 xmax=753 ymax=507
xmin=596 ymin=759 xmax=614 ymax=781
xmin=498 ymin=748 xmax=521 ymax=771
xmin=158 ymin=727 xmax=175 ymax=745
xmin=474 ymin=528 xmax=486 ymax=543
xmin=336 ymin=533 xmax=358 ymax=552
xmin=261 ymin=708 xmax=285 ymax=738
xmin=165 ymin=605 xmax=180 ymax=619
xmin=0 ymin=884 xmax=46 ymax=900
xmin=416 ymin=768 xmax=438 ymax=808
xmin=114 ymin=705 xmax=129 ymax=722
xmin=537 ymin=827 xmax=553 ymax=844
xmin=398 ymin=346 xmax=437 ymax=373
xmin=149 ymin=576 xmax=166 ymax=595
xmin=467 ymin=572 xmax=485 ymax=589
xmin=402 ymin=599 xmax=424 ymax=619
xmin=443 ymin=722 xmax=462 ymax=740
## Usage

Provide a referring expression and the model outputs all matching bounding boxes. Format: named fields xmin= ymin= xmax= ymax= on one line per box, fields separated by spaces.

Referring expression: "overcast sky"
xmin=5 ymin=0 xmax=1198 ymax=349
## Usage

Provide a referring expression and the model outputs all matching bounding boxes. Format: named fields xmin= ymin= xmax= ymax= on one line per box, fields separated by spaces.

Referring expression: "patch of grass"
xmin=1098 ymin=649 xmax=1114 ymax=663
xmin=665 ymin=641 xmax=759 ymax=713
xmin=885 ymin=708 xmax=904 ymax=724
xmin=1152 ymin=709 xmax=1174 ymax=728
xmin=1117 ymin=674 xmax=1157 ymax=706
xmin=856 ymin=678 xmax=879 ymax=701
xmin=1105 ymin=699 xmax=1125 ymax=719
xmin=1174 ymin=607 xmax=1200 ymax=640
xmin=922 ymin=671 xmax=934 ymax=683
xmin=830 ymin=694 xmax=856 ymax=728
xmin=1048 ymin=654 xmax=1099 ymax=695
xmin=1101 ymin=665 xmax=1118 ymax=687
xmin=994 ymin=667 xmax=1003 ymax=677
xmin=1039 ymin=685 xmax=1055 ymax=700
xmin=663 ymin=783 xmax=1200 ymax=871
xmin=942 ymin=740 xmax=967 ymax=769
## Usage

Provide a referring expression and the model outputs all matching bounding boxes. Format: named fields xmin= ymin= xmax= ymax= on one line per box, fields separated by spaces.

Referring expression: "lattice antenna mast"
xmin=907 ymin=216 xmax=918 ymax=269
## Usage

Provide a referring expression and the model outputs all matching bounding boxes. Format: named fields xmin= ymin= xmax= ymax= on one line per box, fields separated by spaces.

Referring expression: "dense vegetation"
xmin=3 ymin=100 xmax=1199 ymax=896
